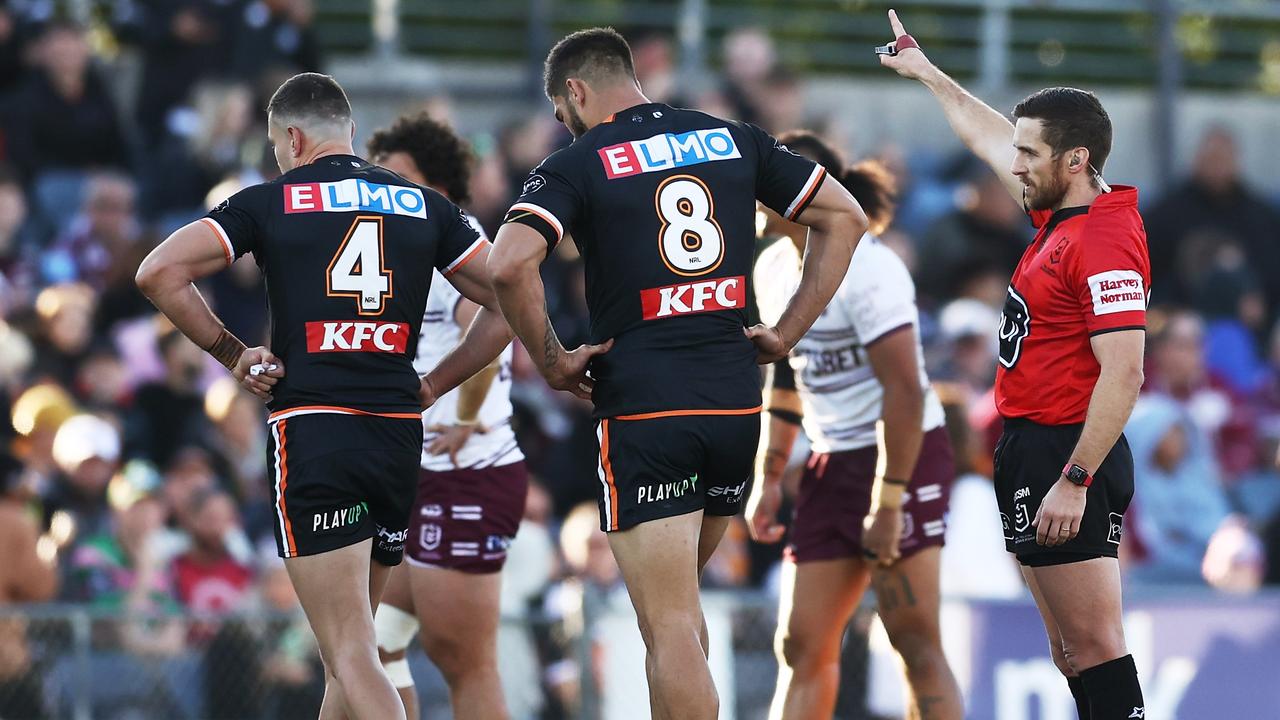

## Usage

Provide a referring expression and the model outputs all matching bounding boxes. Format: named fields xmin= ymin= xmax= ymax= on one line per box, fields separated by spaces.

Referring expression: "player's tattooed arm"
xmin=877 ymin=9 xmax=1022 ymax=203
xmin=136 ymin=220 xmax=283 ymax=400
xmin=489 ymin=223 xmax=611 ymax=401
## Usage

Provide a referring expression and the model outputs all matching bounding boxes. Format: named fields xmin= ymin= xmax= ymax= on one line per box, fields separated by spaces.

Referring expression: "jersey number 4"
xmin=328 ymin=216 xmax=392 ymax=315
xmin=656 ymin=175 xmax=724 ymax=277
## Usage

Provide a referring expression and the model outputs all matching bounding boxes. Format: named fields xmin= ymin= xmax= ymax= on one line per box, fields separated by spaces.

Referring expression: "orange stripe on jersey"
xmin=509 ymin=203 xmax=564 ymax=244
xmin=614 ymin=406 xmax=763 ymax=422
xmin=201 ymin=218 xmax=233 ymax=265
xmin=278 ymin=419 xmax=297 ymax=556
xmin=443 ymin=240 xmax=486 ymax=278
xmin=268 ymin=405 xmax=422 ymax=422
xmin=600 ymin=419 xmax=619 ymax=531
xmin=787 ymin=167 xmax=826 ymax=221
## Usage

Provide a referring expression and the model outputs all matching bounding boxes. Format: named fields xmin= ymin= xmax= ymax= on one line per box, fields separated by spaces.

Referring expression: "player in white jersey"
xmin=748 ymin=132 xmax=963 ymax=719
xmin=366 ymin=114 xmax=528 ymax=720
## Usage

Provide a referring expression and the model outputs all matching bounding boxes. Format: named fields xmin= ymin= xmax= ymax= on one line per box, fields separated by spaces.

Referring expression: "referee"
xmin=879 ymin=11 xmax=1148 ymax=719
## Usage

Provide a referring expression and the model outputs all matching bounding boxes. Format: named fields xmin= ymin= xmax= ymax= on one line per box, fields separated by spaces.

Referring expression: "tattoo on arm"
xmin=542 ymin=315 xmax=560 ymax=370
xmin=206 ymin=327 xmax=247 ymax=371
xmin=916 ymin=695 xmax=944 ymax=720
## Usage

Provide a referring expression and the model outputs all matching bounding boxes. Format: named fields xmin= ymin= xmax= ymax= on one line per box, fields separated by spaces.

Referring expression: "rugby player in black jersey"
xmin=136 ymin=73 xmax=512 ymax=720
xmin=487 ymin=28 xmax=867 ymax=719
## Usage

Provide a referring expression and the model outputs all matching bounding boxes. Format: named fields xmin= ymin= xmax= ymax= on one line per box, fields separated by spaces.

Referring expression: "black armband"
xmin=768 ymin=408 xmax=803 ymax=426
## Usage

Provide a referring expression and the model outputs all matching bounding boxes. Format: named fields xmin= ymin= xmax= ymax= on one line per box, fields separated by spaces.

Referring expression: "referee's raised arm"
xmin=876 ymin=9 xmax=1023 ymax=204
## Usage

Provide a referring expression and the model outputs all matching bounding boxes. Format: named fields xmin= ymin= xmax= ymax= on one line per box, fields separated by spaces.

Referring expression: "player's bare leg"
xmin=695 ymin=514 xmax=732 ymax=658
xmin=871 ymin=548 xmax=963 ymax=720
xmin=609 ymin=510 xmax=718 ymax=720
xmin=1024 ymin=558 xmax=1141 ymax=718
xmin=407 ymin=565 xmax=507 ymax=720
xmin=768 ymin=558 xmax=868 ymax=720
xmin=287 ymin=539 xmax=405 ymax=720
xmin=1022 ymin=567 xmax=1086 ymax=716
xmin=376 ymin=566 xmax=420 ymax=720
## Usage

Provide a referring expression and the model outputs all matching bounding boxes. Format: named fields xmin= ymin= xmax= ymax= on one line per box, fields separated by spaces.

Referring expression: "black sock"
xmin=1079 ymin=655 xmax=1144 ymax=719
xmin=1066 ymin=675 xmax=1091 ymax=719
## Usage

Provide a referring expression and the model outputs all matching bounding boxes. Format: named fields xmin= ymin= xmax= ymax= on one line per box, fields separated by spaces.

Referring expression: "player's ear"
xmin=565 ymin=77 xmax=588 ymax=107
xmin=1068 ymin=148 xmax=1088 ymax=173
xmin=287 ymin=126 xmax=303 ymax=159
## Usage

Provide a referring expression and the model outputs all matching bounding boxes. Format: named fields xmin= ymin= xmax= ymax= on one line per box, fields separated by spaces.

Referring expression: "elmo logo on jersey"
xmin=1088 ymin=270 xmax=1146 ymax=315
xmin=598 ymin=127 xmax=741 ymax=179
xmin=641 ymin=276 xmax=746 ymax=320
xmin=283 ymin=179 xmax=427 ymax=218
xmin=305 ymin=321 xmax=409 ymax=353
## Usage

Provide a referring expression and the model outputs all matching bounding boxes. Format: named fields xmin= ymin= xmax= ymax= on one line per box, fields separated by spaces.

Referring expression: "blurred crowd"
xmin=0 ymin=9 xmax=1279 ymax=718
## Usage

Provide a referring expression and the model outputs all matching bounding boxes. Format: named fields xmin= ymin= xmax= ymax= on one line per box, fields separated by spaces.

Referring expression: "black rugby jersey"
xmin=505 ymin=104 xmax=825 ymax=418
xmin=204 ymin=154 xmax=484 ymax=420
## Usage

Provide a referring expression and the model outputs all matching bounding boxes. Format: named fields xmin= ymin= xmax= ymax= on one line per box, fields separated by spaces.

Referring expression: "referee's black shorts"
xmin=993 ymin=418 xmax=1134 ymax=567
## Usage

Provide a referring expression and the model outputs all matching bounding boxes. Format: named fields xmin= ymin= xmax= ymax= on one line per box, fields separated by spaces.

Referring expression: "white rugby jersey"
xmin=754 ymin=234 xmax=945 ymax=453
xmin=415 ymin=219 xmax=523 ymax=471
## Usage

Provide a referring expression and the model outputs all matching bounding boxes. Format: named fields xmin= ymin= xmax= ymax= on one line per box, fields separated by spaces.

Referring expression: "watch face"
xmin=1067 ymin=465 xmax=1087 ymax=484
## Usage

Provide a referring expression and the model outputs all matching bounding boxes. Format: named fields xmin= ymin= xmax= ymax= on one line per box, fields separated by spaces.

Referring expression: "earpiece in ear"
xmin=1070 ymin=156 xmax=1081 ymax=167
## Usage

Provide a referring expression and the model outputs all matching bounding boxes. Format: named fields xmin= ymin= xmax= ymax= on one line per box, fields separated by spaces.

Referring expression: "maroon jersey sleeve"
xmin=1068 ymin=209 xmax=1150 ymax=335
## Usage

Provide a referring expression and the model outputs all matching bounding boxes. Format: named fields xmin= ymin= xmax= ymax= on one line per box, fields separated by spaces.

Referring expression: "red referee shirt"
xmin=995 ymin=185 xmax=1150 ymax=424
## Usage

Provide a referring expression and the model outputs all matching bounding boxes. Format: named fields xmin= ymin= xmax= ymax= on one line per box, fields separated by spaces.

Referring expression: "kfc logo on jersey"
xmin=598 ymin=127 xmax=741 ymax=179
xmin=641 ymin=276 xmax=745 ymax=320
xmin=305 ymin=321 xmax=409 ymax=353
xmin=283 ymin=179 xmax=427 ymax=219
xmin=1088 ymin=270 xmax=1147 ymax=316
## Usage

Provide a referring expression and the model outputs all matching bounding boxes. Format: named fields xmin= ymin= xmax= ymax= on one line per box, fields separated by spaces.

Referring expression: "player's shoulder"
xmin=1070 ymin=186 xmax=1147 ymax=257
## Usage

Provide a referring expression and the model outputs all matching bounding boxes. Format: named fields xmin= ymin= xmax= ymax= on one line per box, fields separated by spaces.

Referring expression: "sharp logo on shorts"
xmin=1108 ymin=512 xmax=1124 ymax=544
xmin=598 ymin=127 xmax=741 ymax=179
xmin=376 ymin=526 xmax=407 ymax=551
xmin=641 ymin=276 xmax=745 ymax=320
xmin=1088 ymin=270 xmax=1147 ymax=316
xmin=638 ymin=474 xmax=698 ymax=504
xmin=312 ymin=501 xmax=368 ymax=533
xmin=1013 ymin=487 xmax=1032 ymax=533
xmin=706 ymin=480 xmax=746 ymax=503
xmin=1000 ymin=512 xmax=1013 ymax=541
xmin=283 ymin=179 xmax=427 ymax=218
xmin=305 ymin=321 xmax=409 ymax=353
xmin=420 ymin=523 xmax=442 ymax=551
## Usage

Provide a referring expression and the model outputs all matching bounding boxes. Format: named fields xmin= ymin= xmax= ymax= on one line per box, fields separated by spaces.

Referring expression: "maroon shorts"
xmin=786 ymin=426 xmax=954 ymax=563
xmin=405 ymin=460 xmax=529 ymax=574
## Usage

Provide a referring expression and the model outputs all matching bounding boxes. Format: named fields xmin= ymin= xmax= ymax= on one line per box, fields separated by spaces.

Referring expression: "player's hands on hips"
xmin=862 ymin=506 xmax=904 ymax=566
xmin=877 ymin=9 xmax=934 ymax=80
xmin=745 ymin=324 xmax=790 ymax=364
xmin=232 ymin=347 xmax=284 ymax=402
xmin=545 ymin=339 xmax=614 ymax=401
xmin=747 ymin=478 xmax=787 ymax=544
xmin=1033 ymin=476 xmax=1087 ymax=547
xmin=426 ymin=423 xmax=487 ymax=468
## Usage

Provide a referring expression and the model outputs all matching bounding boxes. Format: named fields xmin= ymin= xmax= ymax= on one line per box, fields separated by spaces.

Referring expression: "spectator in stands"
xmin=8 ymin=383 xmax=76 ymax=502
xmin=718 ymin=27 xmax=777 ymax=127
xmin=931 ymin=298 xmax=999 ymax=395
xmin=111 ymin=0 xmax=241 ymax=144
xmin=45 ymin=413 xmax=120 ymax=541
xmin=43 ymin=173 xmax=144 ymax=294
xmin=30 ymin=284 xmax=96 ymax=391
xmin=203 ymin=378 xmax=270 ymax=533
xmin=0 ymin=21 xmax=129 ymax=182
xmin=232 ymin=0 xmax=322 ymax=81
xmin=626 ymin=29 xmax=686 ymax=107
xmin=0 ymin=168 xmax=36 ymax=315
xmin=913 ymin=162 xmax=1028 ymax=306
xmin=0 ymin=5 xmax=27 ymax=96
xmin=1146 ymin=309 xmax=1256 ymax=477
xmin=73 ymin=342 xmax=130 ymax=412
xmin=1123 ymin=395 xmax=1234 ymax=585
xmin=1194 ymin=240 xmax=1270 ymax=394
xmin=1146 ymin=126 xmax=1280 ymax=321
xmin=64 ymin=490 xmax=176 ymax=612
xmin=123 ymin=323 xmax=214 ymax=470
xmin=257 ymin=552 xmax=324 ymax=718
xmin=171 ymin=487 xmax=254 ymax=614
xmin=0 ymin=451 xmax=58 ymax=718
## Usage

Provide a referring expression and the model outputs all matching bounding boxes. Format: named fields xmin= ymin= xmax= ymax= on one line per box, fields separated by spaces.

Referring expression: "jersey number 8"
xmin=656 ymin=175 xmax=724 ymax=277
xmin=328 ymin=216 xmax=393 ymax=315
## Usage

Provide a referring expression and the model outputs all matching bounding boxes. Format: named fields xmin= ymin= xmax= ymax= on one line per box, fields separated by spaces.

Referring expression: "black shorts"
xmin=993 ymin=418 xmax=1134 ymax=566
xmin=595 ymin=411 xmax=760 ymax=532
xmin=266 ymin=412 xmax=423 ymax=566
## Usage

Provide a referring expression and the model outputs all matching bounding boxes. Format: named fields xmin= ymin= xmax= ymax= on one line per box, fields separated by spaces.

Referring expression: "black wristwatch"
xmin=1061 ymin=463 xmax=1093 ymax=488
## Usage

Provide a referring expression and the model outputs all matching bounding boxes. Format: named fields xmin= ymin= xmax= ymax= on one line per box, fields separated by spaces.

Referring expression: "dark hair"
xmin=543 ymin=27 xmax=636 ymax=99
xmin=1012 ymin=87 xmax=1112 ymax=177
xmin=839 ymin=160 xmax=898 ymax=235
xmin=775 ymin=130 xmax=845 ymax=177
xmin=367 ymin=113 xmax=473 ymax=205
xmin=266 ymin=72 xmax=352 ymax=126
